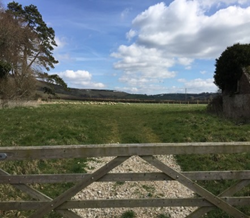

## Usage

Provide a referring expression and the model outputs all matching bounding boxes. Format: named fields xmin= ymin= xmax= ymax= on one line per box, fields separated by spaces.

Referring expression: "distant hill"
xmin=36 ymin=81 xmax=217 ymax=102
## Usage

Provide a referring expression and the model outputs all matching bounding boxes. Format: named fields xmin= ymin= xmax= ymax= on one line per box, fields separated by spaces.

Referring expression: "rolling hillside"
xmin=37 ymin=81 xmax=217 ymax=102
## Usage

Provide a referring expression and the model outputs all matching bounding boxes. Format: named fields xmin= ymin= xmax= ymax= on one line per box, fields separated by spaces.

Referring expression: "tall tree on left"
xmin=0 ymin=1 xmax=67 ymax=101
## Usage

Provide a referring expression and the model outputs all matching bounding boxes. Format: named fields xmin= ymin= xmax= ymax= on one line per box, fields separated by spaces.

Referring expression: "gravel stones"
xmin=72 ymin=155 xmax=196 ymax=218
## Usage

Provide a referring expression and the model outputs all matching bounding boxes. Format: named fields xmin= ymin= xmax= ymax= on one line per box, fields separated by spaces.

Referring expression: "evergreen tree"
xmin=214 ymin=43 xmax=250 ymax=94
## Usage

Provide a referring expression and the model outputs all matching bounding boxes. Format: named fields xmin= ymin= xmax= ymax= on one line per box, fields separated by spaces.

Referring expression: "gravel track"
xmin=73 ymin=155 xmax=196 ymax=218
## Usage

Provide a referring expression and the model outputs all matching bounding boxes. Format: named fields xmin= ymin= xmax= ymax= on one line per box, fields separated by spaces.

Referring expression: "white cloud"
xmin=177 ymin=57 xmax=194 ymax=69
xmin=126 ymin=29 xmax=137 ymax=41
xmin=79 ymin=81 xmax=105 ymax=88
xmin=112 ymin=0 xmax=250 ymax=94
xmin=116 ymin=86 xmax=139 ymax=94
xmin=115 ymin=85 xmax=163 ymax=95
xmin=57 ymin=70 xmax=105 ymax=89
xmin=60 ymin=70 xmax=92 ymax=80
xmin=115 ymin=83 xmax=188 ymax=95
xmin=178 ymin=78 xmax=217 ymax=92
xmin=177 ymin=58 xmax=194 ymax=66
xmin=197 ymin=0 xmax=249 ymax=8
xmin=111 ymin=44 xmax=176 ymax=87
xmin=132 ymin=0 xmax=250 ymax=58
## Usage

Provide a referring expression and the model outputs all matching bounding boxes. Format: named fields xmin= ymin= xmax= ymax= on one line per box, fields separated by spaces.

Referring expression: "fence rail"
xmin=0 ymin=142 xmax=250 ymax=218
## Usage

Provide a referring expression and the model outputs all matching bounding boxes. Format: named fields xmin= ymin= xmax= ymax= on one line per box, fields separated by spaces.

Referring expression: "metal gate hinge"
xmin=0 ymin=153 xmax=7 ymax=160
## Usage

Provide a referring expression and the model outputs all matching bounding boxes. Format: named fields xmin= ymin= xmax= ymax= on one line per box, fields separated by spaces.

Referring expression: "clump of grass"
xmin=142 ymin=184 xmax=155 ymax=197
xmin=115 ymin=181 xmax=125 ymax=186
xmin=120 ymin=210 xmax=137 ymax=218
xmin=142 ymin=184 xmax=155 ymax=192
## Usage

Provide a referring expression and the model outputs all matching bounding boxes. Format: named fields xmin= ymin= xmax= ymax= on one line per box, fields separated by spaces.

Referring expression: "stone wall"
xmin=239 ymin=70 xmax=250 ymax=94
xmin=223 ymin=94 xmax=250 ymax=119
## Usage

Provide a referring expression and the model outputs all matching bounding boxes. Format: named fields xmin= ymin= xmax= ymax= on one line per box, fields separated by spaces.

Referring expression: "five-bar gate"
xmin=0 ymin=142 xmax=250 ymax=217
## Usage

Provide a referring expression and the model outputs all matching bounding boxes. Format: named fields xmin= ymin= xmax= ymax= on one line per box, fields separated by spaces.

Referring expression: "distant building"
xmin=223 ymin=67 xmax=250 ymax=119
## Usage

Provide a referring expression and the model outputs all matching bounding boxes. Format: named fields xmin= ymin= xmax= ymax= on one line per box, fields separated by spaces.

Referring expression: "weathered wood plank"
xmin=0 ymin=169 xmax=81 ymax=218
xmin=1 ymin=197 xmax=249 ymax=210
xmin=29 ymin=156 xmax=130 ymax=218
xmin=60 ymin=197 xmax=250 ymax=209
xmin=0 ymin=168 xmax=50 ymax=201
xmin=183 ymin=170 xmax=250 ymax=180
xmin=187 ymin=179 xmax=250 ymax=218
xmin=141 ymin=155 xmax=249 ymax=218
xmin=1 ymin=142 xmax=250 ymax=160
xmin=1 ymin=171 xmax=250 ymax=184
xmin=0 ymin=173 xmax=171 ymax=184
xmin=101 ymin=171 xmax=250 ymax=181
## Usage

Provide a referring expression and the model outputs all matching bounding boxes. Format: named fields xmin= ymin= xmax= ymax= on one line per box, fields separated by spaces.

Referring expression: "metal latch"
xmin=0 ymin=153 xmax=7 ymax=160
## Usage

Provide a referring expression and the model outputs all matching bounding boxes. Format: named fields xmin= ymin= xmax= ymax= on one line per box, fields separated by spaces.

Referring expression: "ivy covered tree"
xmin=0 ymin=1 xmax=67 ymax=101
xmin=214 ymin=43 xmax=250 ymax=94
xmin=0 ymin=60 xmax=11 ymax=78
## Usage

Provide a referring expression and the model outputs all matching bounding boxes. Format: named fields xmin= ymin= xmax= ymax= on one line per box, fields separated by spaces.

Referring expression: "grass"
xmin=1 ymin=103 xmax=250 ymax=146
xmin=0 ymin=102 xmax=250 ymax=217
xmin=120 ymin=210 xmax=137 ymax=218
xmin=142 ymin=184 xmax=156 ymax=197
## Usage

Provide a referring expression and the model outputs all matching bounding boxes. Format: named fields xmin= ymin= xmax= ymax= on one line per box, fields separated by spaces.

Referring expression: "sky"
xmin=2 ymin=0 xmax=250 ymax=94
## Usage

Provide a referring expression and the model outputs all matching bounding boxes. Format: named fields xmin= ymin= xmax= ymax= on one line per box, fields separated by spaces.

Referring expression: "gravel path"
xmin=73 ymin=155 xmax=196 ymax=218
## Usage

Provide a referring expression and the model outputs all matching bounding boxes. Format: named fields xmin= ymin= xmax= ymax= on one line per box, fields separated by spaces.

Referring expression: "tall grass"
xmin=0 ymin=103 xmax=250 ymax=217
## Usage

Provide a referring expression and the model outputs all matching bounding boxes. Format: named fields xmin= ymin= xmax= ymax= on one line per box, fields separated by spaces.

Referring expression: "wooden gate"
xmin=0 ymin=142 xmax=250 ymax=217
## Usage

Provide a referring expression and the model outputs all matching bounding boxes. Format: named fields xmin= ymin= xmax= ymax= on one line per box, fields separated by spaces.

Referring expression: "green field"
xmin=0 ymin=102 xmax=250 ymax=217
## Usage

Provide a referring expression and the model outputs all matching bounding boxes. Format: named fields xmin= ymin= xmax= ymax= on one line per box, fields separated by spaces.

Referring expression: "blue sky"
xmin=2 ymin=0 xmax=250 ymax=94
